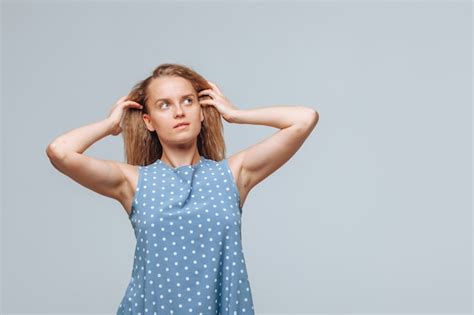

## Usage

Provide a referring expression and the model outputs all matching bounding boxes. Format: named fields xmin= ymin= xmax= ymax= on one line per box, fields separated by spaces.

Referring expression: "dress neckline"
xmin=157 ymin=155 xmax=204 ymax=171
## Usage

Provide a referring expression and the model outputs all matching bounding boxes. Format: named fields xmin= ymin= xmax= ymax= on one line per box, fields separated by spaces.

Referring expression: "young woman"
xmin=46 ymin=63 xmax=319 ymax=314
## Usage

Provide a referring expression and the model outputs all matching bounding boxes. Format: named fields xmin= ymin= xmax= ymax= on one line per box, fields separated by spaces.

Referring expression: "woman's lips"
xmin=174 ymin=123 xmax=190 ymax=129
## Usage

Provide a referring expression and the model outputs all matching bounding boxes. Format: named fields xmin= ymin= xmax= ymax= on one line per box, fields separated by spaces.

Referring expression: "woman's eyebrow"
xmin=154 ymin=93 xmax=194 ymax=105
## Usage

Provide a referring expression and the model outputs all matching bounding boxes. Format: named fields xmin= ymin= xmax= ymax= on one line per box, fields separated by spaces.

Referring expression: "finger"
xmin=122 ymin=100 xmax=142 ymax=106
xmin=198 ymin=89 xmax=213 ymax=95
xmin=121 ymin=100 xmax=143 ymax=109
xmin=198 ymin=99 xmax=214 ymax=106
xmin=207 ymin=81 xmax=224 ymax=96
xmin=198 ymin=89 xmax=219 ymax=100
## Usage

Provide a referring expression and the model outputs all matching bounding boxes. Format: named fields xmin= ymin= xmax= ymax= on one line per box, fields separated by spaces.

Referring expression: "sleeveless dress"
xmin=116 ymin=155 xmax=255 ymax=315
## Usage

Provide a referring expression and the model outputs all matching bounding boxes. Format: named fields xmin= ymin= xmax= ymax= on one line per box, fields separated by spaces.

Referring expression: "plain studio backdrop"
xmin=1 ymin=1 xmax=471 ymax=314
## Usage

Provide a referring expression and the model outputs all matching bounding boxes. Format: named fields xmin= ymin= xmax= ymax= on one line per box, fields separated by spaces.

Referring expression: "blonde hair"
xmin=122 ymin=63 xmax=226 ymax=166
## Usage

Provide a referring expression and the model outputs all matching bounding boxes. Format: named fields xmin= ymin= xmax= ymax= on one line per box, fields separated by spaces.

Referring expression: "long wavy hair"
xmin=122 ymin=63 xmax=226 ymax=166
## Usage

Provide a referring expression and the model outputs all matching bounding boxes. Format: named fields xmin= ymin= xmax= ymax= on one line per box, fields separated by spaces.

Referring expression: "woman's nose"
xmin=174 ymin=105 xmax=185 ymax=116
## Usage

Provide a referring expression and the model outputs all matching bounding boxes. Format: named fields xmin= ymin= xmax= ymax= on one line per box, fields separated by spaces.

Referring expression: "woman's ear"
xmin=142 ymin=113 xmax=155 ymax=132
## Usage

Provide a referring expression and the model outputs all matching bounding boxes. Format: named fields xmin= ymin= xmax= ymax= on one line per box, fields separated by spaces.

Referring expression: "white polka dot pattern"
xmin=116 ymin=156 xmax=255 ymax=314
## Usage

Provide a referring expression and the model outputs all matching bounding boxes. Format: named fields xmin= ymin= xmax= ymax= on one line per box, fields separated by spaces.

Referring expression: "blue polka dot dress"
xmin=116 ymin=155 xmax=255 ymax=315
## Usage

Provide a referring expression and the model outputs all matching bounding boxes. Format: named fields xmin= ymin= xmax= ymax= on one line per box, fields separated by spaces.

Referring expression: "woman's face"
xmin=143 ymin=76 xmax=204 ymax=145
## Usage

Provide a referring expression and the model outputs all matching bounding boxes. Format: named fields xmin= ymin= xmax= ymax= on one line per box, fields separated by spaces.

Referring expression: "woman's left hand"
xmin=198 ymin=81 xmax=238 ymax=123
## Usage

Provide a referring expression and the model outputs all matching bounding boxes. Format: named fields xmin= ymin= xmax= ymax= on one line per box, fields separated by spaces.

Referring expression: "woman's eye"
xmin=160 ymin=98 xmax=192 ymax=109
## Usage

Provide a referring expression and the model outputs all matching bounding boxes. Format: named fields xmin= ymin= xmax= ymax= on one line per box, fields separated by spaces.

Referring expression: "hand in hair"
xmin=106 ymin=95 xmax=143 ymax=136
xmin=198 ymin=81 xmax=238 ymax=123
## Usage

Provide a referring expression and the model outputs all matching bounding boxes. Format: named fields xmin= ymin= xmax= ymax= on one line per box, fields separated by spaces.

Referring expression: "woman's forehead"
xmin=149 ymin=76 xmax=195 ymax=98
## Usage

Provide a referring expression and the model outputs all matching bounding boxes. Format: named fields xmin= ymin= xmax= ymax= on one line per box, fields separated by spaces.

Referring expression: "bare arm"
xmin=45 ymin=96 xmax=143 ymax=207
xmin=228 ymin=105 xmax=318 ymax=198
xmin=198 ymin=82 xmax=319 ymax=208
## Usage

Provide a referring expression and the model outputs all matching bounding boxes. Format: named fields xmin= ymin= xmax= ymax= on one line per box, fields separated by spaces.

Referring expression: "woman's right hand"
xmin=106 ymin=95 xmax=143 ymax=136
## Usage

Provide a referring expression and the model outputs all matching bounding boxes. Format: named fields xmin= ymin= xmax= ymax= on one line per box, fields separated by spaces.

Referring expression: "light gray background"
xmin=1 ymin=0 xmax=471 ymax=314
